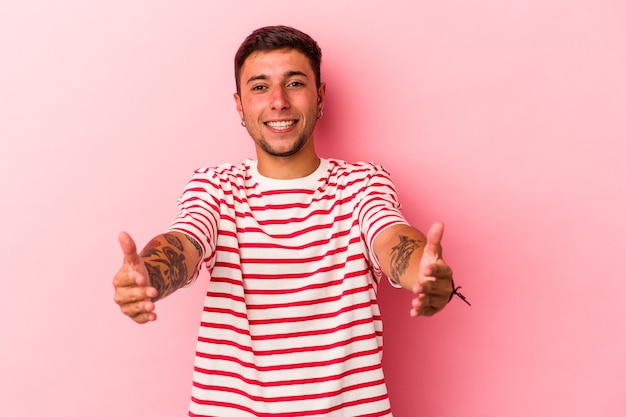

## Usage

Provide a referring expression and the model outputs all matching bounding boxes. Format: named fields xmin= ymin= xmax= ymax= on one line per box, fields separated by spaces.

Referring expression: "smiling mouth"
xmin=265 ymin=120 xmax=297 ymax=131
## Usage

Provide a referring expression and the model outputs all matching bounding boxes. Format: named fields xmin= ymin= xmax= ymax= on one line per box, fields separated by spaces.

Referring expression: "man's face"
xmin=234 ymin=48 xmax=325 ymax=158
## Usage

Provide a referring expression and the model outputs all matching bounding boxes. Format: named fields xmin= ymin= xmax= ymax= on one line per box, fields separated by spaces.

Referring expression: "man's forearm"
xmin=375 ymin=224 xmax=427 ymax=291
xmin=140 ymin=232 xmax=201 ymax=301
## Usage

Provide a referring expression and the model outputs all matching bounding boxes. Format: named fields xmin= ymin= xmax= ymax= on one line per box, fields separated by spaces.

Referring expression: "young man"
xmin=113 ymin=25 xmax=461 ymax=417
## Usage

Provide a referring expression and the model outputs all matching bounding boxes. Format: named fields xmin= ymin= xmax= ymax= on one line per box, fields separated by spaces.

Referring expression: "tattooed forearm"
xmin=389 ymin=235 xmax=421 ymax=285
xmin=140 ymin=234 xmax=189 ymax=301
xmin=145 ymin=262 xmax=166 ymax=299
xmin=185 ymin=234 xmax=203 ymax=258
xmin=165 ymin=233 xmax=184 ymax=251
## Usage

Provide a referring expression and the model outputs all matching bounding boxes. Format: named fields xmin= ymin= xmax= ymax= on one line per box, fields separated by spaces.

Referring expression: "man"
xmin=113 ymin=25 xmax=464 ymax=417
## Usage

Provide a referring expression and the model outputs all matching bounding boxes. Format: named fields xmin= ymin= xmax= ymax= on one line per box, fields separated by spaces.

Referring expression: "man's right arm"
xmin=113 ymin=231 xmax=203 ymax=324
xmin=139 ymin=232 xmax=203 ymax=301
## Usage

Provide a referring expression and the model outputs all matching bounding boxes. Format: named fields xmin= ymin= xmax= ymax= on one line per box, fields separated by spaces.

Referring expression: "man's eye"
xmin=252 ymin=85 xmax=266 ymax=91
xmin=287 ymin=81 xmax=304 ymax=87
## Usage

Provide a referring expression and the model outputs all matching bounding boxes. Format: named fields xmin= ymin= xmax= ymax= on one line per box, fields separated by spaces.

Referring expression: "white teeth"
xmin=266 ymin=120 xmax=295 ymax=130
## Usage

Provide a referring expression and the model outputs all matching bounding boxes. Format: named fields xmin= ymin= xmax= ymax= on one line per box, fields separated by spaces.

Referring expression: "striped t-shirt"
xmin=168 ymin=158 xmax=409 ymax=417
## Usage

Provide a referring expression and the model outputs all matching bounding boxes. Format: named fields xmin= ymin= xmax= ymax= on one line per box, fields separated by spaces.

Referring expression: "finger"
xmin=118 ymin=231 xmax=141 ymax=266
xmin=430 ymin=283 xmax=451 ymax=300
xmin=112 ymin=268 xmax=137 ymax=288
xmin=423 ymin=221 xmax=445 ymax=260
xmin=410 ymin=293 xmax=446 ymax=317
xmin=423 ymin=262 xmax=453 ymax=279
xmin=112 ymin=265 xmax=150 ymax=288
xmin=114 ymin=285 xmax=157 ymax=306
xmin=129 ymin=308 xmax=157 ymax=324
xmin=119 ymin=299 xmax=156 ymax=321
xmin=119 ymin=299 xmax=155 ymax=314
xmin=133 ymin=312 xmax=157 ymax=324
xmin=411 ymin=295 xmax=437 ymax=317
xmin=412 ymin=277 xmax=436 ymax=292
xmin=414 ymin=276 xmax=452 ymax=297
xmin=416 ymin=307 xmax=437 ymax=317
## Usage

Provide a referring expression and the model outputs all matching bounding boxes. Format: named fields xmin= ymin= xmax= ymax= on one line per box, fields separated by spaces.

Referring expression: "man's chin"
xmin=265 ymin=148 xmax=301 ymax=158
xmin=258 ymin=138 xmax=307 ymax=158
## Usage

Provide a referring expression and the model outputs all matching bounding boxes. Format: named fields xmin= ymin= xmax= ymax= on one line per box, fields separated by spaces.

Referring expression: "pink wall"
xmin=2 ymin=1 xmax=625 ymax=416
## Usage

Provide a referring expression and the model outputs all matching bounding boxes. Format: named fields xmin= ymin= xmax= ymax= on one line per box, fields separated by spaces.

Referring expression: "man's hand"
xmin=112 ymin=232 xmax=158 ymax=324
xmin=409 ymin=222 xmax=454 ymax=317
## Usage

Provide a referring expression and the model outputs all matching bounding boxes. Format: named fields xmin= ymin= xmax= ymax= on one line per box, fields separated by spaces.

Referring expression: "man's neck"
xmin=256 ymin=149 xmax=321 ymax=180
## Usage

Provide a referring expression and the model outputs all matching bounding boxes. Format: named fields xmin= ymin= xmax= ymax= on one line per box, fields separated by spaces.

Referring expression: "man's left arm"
xmin=374 ymin=221 xmax=454 ymax=317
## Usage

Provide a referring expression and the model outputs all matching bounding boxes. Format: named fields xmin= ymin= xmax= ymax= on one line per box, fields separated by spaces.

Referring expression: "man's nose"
xmin=270 ymin=86 xmax=290 ymax=110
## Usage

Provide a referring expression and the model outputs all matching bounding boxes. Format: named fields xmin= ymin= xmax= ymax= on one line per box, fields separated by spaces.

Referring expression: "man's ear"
xmin=317 ymin=82 xmax=326 ymax=108
xmin=234 ymin=92 xmax=244 ymax=119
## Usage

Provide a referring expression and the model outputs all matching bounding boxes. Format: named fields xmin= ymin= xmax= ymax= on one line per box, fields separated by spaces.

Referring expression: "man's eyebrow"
xmin=246 ymin=74 xmax=268 ymax=84
xmin=245 ymin=71 xmax=309 ymax=85
xmin=285 ymin=70 xmax=308 ymax=79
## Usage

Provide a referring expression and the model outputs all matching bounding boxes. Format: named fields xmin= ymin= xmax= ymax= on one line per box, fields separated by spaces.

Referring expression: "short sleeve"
xmin=358 ymin=164 xmax=410 ymax=281
xmin=166 ymin=169 xmax=221 ymax=286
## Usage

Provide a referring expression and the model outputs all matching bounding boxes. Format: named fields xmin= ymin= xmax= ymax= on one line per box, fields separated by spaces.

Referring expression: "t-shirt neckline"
xmin=247 ymin=158 xmax=329 ymax=190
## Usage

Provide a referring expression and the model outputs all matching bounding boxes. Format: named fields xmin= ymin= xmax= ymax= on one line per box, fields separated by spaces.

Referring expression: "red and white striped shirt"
xmin=168 ymin=158 xmax=408 ymax=417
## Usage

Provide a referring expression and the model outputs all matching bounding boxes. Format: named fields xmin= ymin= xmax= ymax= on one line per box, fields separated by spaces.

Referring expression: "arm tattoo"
xmin=140 ymin=234 xmax=188 ymax=301
xmin=164 ymin=233 xmax=184 ymax=251
xmin=389 ymin=235 xmax=421 ymax=285
xmin=185 ymin=234 xmax=203 ymax=259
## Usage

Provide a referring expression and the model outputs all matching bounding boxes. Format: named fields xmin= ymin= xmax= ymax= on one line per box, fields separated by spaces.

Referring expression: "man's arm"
xmin=112 ymin=231 xmax=203 ymax=323
xmin=139 ymin=232 xmax=203 ymax=301
xmin=373 ymin=222 xmax=454 ymax=317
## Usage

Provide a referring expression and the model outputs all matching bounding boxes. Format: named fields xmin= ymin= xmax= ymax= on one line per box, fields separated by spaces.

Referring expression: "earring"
xmin=317 ymin=108 xmax=324 ymax=120
xmin=241 ymin=120 xmax=246 ymax=127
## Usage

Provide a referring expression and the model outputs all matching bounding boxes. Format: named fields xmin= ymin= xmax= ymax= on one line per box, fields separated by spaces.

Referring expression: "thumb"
xmin=424 ymin=221 xmax=445 ymax=260
xmin=118 ymin=231 xmax=141 ymax=266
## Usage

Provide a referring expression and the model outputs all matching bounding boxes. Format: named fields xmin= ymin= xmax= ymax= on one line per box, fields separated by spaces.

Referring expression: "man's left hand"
xmin=410 ymin=222 xmax=454 ymax=317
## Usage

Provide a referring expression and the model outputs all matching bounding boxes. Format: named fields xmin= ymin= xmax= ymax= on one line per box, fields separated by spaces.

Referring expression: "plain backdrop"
xmin=1 ymin=1 xmax=625 ymax=416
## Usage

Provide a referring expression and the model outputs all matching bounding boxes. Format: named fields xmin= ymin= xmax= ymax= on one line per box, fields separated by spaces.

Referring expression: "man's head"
xmin=234 ymin=25 xmax=322 ymax=95
xmin=233 ymin=26 xmax=326 ymax=176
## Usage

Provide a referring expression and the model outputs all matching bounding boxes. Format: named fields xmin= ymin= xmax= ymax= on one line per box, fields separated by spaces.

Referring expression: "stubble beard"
xmin=247 ymin=112 xmax=317 ymax=158
xmin=257 ymin=131 xmax=309 ymax=157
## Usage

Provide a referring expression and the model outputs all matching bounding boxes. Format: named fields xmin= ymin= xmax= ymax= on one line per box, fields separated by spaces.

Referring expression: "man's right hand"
xmin=113 ymin=231 xmax=158 ymax=323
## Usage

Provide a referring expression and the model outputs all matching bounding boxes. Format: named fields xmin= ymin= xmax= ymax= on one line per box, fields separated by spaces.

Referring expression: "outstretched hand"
xmin=112 ymin=232 xmax=158 ymax=323
xmin=410 ymin=222 xmax=454 ymax=317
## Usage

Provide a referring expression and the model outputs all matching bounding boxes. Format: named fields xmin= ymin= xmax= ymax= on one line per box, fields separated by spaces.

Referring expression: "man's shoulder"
xmin=326 ymin=158 xmax=390 ymax=178
xmin=192 ymin=159 xmax=252 ymax=179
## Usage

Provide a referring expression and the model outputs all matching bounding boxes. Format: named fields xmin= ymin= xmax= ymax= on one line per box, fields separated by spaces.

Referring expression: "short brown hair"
xmin=234 ymin=25 xmax=322 ymax=94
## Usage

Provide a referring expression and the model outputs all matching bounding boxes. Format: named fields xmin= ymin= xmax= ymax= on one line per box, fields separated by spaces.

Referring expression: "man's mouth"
xmin=265 ymin=120 xmax=297 ymax=131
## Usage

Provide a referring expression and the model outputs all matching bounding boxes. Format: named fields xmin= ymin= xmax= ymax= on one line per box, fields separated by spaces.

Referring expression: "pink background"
xmin=1 ymin=1 xmax=625 ymax=416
